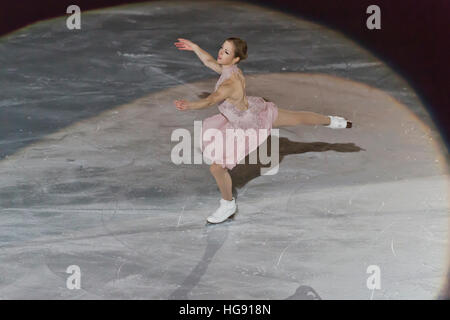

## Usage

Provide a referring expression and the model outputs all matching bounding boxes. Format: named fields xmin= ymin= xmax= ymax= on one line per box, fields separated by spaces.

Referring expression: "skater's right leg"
xmin=207 ymin=162 xmax=236 ymax=224
xmin=209 ymin=162 xmax=233 ymax=201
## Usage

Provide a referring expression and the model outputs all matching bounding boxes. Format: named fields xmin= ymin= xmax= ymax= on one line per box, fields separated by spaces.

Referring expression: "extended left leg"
xmin=273 ymin=108 xmax=330 ymax=127
xmin=273 ymin=108 xmax=351 ymax=128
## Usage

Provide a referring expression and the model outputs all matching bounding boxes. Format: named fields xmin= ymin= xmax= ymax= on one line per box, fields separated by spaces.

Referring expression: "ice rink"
xmin=0 ymin=1 xmax=448 ymax=299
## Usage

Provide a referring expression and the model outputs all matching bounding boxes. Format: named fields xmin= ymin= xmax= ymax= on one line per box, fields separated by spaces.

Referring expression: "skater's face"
xmin=217 ymin=41 xmax=240 ymax=65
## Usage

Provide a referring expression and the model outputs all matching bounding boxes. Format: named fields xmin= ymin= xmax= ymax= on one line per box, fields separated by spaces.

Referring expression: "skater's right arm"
xmin=175 ymin=79 xmax=234 ymax=111
xmin=174 ymin=38 xmax=222 ymax=74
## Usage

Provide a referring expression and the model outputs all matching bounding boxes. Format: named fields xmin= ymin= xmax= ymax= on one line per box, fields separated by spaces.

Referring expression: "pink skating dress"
xmin=201 ymin=64 xmax=279 ymax=170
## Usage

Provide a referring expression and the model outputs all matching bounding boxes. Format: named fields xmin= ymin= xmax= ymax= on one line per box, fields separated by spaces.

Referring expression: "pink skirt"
xmin=201 ymin=101 xmax=278 ymax=170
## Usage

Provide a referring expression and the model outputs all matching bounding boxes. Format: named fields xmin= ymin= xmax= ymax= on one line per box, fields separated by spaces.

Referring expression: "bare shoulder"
xmin=230 ymin=70 xmax=245 ymax=86
xmin=221 ymin=76 xmax=240 ymax=88
xmin=218 ymin=69 xmax=244 ymax=89
xmin=232 ymin=69 xmax=245 ymax=81
xmin=219 ymin=77 xmax=236 ymax=88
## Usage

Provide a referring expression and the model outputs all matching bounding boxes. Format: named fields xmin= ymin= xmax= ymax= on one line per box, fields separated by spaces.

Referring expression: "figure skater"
xmin=174 ymin=37 xmax=352 ymax=224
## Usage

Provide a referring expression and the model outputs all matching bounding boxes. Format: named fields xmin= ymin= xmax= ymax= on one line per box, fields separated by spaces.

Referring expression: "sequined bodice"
xmin=214 ymin=64 xmax=267 ymax=130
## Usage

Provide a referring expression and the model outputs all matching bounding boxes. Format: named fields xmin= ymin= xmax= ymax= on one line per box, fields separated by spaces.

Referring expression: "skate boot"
xmin=207 ymin=197 xmax=237 ymax=224
xmin=325 ymin=115 xmax=352 ymax=128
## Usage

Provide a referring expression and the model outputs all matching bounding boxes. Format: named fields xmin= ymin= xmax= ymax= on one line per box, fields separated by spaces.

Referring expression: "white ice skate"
xmin=207 ymin=197 xmax=237 ymax=224
xmin=325 ymin=115 xmax=352 ymax=128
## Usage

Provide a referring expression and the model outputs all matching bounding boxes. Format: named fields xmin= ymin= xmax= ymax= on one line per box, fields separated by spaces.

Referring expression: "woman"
xmin=174 ymin=37 xmax=352 ymax=224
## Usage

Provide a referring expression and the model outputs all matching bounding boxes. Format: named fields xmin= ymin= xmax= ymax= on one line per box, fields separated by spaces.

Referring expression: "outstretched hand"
xmin=174 ymin=38 xmax=197 ymax=51
xmin=174 ymin=99 xmax=190 ymax=111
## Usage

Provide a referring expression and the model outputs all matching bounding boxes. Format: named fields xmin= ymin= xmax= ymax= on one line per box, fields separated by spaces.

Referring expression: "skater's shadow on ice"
xmin=285 ymin=285 xmax=322 ymax=300
xmin=168 ymin=223 xmax=230 ymax=299
xmin=167 ymin=220 xmax=322 ymax=300
xmin=230 ymin=136 xmax=365 ymax=189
